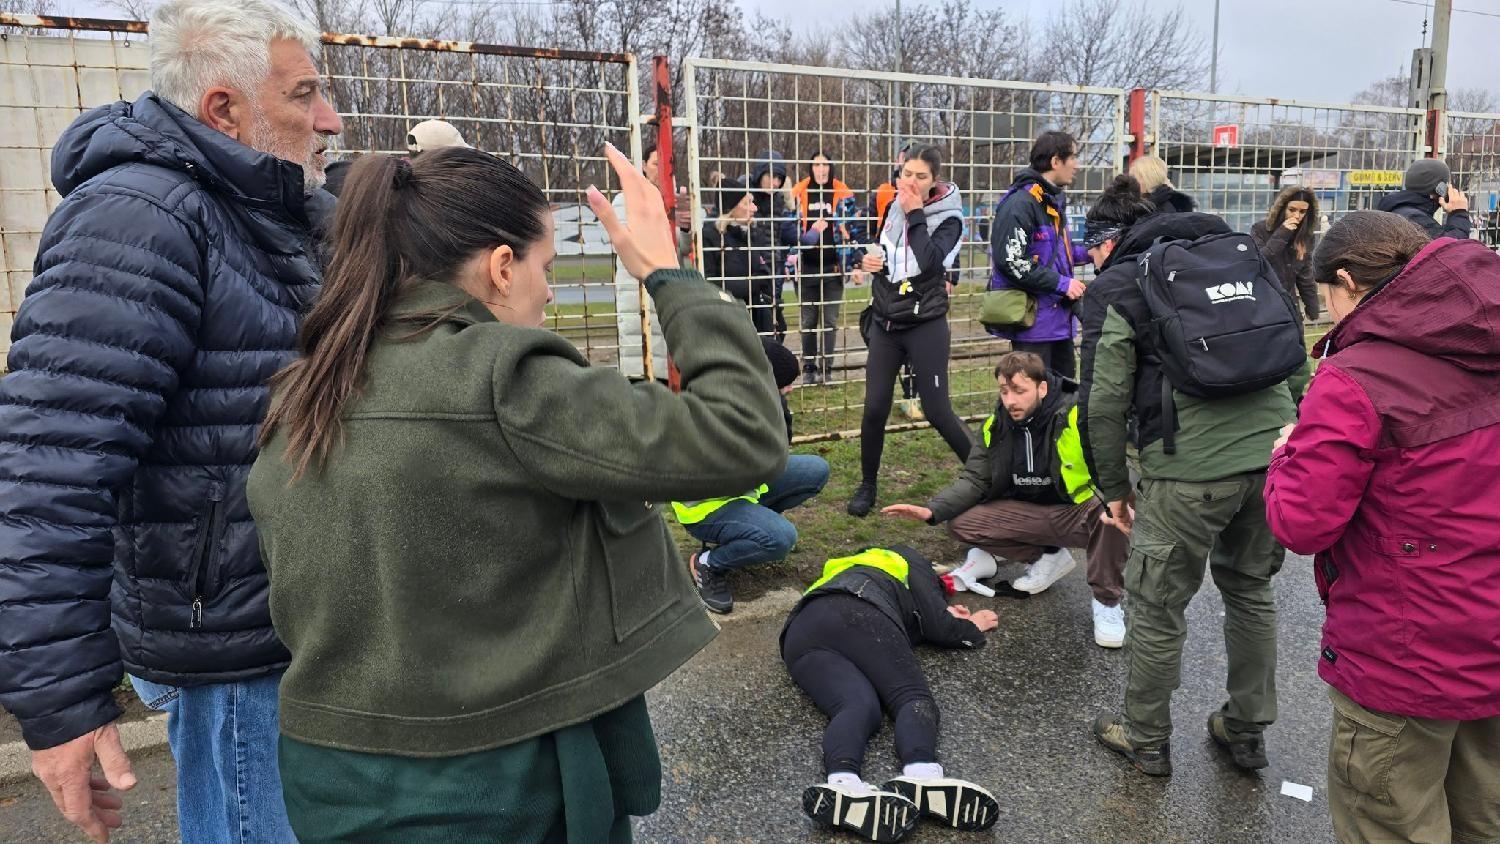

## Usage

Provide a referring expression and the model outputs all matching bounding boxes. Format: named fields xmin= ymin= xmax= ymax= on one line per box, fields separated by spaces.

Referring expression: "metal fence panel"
xmin=1444 ymin=110 xmax=1500 ymax=248
xmin=0 ymin=15 xmax=645 ymax=368
xmin=1 ymin=18 xmax=151 ymax=357
xmin=1149 ymin=91 xmax=1427 ymax=235
xmin=682 ymin=57 xmax=1128 ymax=442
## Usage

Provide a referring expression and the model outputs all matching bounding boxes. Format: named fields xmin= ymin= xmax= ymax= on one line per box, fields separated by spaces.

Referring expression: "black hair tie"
xmin=392 ymin=157 xmax=414 ymax=190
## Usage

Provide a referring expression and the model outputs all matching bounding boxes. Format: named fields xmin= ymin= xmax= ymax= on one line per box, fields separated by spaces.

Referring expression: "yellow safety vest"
xmin=671 ymin=484 xmax=770 ymax=525
xmin=981 ymin=406 xmax=1093 ymax=505
xmin=804 ymin=548 xmax=910 ymax=595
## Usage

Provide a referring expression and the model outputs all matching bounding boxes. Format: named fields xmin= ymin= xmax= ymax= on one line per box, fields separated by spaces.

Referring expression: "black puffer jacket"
xmin=1146 ymin=184 xmax=1196 ymax=215
xmin=0 ymin=93 xmax=320 ymax=749
xmin=1377 ymin=190 xmax=1471 ymax=240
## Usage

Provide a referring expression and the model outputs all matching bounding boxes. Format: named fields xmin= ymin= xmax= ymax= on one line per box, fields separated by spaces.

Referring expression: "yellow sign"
xmin=1347 ymin=170 xmax=1403 ymax=187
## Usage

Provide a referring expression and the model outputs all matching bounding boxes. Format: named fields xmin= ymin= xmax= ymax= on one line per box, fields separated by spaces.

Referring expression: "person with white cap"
xmin=1377 ymin=158 xmax=1472 ymax=240
xmin=407 ymin=118 xmax=471 ymax=154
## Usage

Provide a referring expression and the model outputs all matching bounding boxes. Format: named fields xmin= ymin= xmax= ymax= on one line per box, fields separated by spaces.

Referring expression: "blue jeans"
xmin=687 ymin=454 xmax=830 ymax=570
xmin=130 ymin=673 xmax=296 ymax=844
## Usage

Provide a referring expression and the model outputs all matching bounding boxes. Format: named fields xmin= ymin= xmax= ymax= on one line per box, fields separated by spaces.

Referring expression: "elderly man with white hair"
xmin=0 ymin=0 xmax=340 ymax=841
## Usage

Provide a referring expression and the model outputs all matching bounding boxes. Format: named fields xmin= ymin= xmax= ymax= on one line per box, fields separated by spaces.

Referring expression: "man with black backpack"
xmin=1075 ymin=180 xmax=1305 ymax=777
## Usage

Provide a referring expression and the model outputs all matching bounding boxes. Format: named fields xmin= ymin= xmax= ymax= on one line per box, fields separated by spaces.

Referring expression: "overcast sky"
xmin=53 ymin=0 xmax=1500 ymax=105
xmin=747 ymin=0 xmax=1498 ymax=104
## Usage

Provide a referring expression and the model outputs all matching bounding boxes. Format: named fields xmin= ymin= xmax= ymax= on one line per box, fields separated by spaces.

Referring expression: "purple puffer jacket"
xmin=986 ymin=170 xmax=1089 ymax=342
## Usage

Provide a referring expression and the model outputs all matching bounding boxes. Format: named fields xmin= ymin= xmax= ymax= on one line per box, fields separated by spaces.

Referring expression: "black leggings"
xmin=782 ymin=595 xmax=938 ymax=777
xmin=862 ymin=319 xmax=973 ymax=482
xmin=1010 ymin=338 xmax=1076 ymax=380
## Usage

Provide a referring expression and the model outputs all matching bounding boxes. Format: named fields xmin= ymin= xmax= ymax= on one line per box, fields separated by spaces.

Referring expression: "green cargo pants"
xmin=1328 ymin=688 xmax=1500 ymax=844
xmin=1120 ymin=473 xmax=1284 ymax=747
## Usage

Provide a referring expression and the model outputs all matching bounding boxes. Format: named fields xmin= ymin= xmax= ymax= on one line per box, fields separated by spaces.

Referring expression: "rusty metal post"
xmin=653 ymin=56 xmax=676 ymax=226
xmin=652 ymin=55 xmax=684 ymax=391
xmin=1128 ymin=88 xmax=1146 ymax=163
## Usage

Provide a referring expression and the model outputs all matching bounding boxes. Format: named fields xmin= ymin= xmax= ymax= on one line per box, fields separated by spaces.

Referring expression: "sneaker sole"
xmin=1014 ymin=558 xmax=1076 ymax=594
xmin=802 ymin=785 xmax=919 ymax=843
xmin=1094 ymin=630 xmax=1125 ymax=648
xmin=881 ymin=778 xmax=999 ymax=832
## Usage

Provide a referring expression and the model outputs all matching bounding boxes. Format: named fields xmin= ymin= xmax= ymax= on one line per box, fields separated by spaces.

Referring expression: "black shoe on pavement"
xmin=847 ymin=482 xmax=877 ymax=517
xmin=1093 ymin=714 xmax=1172 ymax=776
xmin=881 ymin=776 xmax=999 ymax=832
xmin=1208 ymin=711 xmax=1269 ymax=771
xmin=802 ymin=783 xmax=919 ymax=843
xmin=691 ymin=553 xmax=733 ymax=614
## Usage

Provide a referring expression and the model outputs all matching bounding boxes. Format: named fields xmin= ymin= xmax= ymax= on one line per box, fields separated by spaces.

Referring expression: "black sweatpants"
xmin=1010 ymin=338 xmax=1076 ymax=380
xmin=782 ymin=594 xmax=939 ymax=777
xmin=861 ymin=318 xmax=973 ymax=482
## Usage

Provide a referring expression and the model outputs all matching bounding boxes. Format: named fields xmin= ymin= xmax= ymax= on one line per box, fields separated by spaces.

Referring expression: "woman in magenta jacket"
xmin=1265 ymin=210 xmax=1500 ymax=844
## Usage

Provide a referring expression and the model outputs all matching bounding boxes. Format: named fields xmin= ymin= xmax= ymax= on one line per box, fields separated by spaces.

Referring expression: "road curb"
xmin=0 ymin=714 xmax=169 ymax=788
xmin=712 ymin=587 xmax=801 ymax=625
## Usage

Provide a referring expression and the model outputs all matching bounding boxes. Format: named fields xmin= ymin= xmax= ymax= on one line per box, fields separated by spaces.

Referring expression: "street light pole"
xmin=895 ymin=0 xmax=903 ymax=73
xmin=1210 ymin=0 xmax=1220 ymax=94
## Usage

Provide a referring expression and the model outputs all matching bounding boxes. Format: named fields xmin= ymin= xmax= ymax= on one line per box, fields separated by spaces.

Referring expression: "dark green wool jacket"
xmin=1077 ymin=213 xmax=1300 ymax=502
xmin=247 ymin=269 xmax=788 ymax=757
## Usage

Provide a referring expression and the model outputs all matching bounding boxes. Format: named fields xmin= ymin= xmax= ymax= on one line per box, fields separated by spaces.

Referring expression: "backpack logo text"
xmin=1206 ymin=281 xmax=1256 ymax=304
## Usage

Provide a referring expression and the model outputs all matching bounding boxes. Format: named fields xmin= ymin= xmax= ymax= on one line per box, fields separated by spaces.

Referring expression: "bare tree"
xmin=0 ymin=0 xmax=55 ymax=17
xmin=101 ymin=0 xmax=156 ymax=21
xmin=1042 ymin=0 xmax=1208 ymax=91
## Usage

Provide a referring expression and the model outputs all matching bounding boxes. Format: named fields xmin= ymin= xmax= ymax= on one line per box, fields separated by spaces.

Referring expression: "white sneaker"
xmin=1011 ymin=549 xmax=1075 ymax=594
xmin=1093 ymin=599 xmax=1125 ymax=648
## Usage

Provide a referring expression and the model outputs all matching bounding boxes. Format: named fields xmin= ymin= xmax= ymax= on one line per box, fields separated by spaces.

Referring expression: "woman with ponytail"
xmin=246 ymin=145 xmax=788 ymax=841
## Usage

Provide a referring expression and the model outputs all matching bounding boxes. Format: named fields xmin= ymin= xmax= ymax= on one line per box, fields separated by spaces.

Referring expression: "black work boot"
xmin=1093 ymin=714 xmax=1172 ymax=776
xmin=846 ymin=482 xmax=877 ymax=518
xmin=691 ymin=553 xmax=733 ymax=614
xmin=1208 ymin=711 xmax=1269 ymax=771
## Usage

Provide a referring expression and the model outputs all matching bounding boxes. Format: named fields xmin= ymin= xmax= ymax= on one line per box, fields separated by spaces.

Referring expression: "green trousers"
xmin=1329 ymin=688 xmax=1500 ymax=844
xmin=1121 ymin=473 xmax=1284 ymax=747
xmin=278 ymin=696 xmax=660 ymax=843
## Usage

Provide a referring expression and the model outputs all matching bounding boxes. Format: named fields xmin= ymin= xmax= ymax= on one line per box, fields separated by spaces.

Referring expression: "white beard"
xmin=249 ymin=107 xmax=325 ymax=195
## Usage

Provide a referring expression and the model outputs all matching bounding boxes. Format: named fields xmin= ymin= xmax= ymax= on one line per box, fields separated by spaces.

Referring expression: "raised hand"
xmin=587 ymin=143 xmax=678 ymax=281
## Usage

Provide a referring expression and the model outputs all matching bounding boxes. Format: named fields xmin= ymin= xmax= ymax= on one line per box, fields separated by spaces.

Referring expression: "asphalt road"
xmin=0 ymin=551 xmax=1336 ymax=843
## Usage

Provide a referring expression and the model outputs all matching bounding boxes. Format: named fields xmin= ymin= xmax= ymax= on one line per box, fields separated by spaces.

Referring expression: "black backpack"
xmin=1135 ymin=232 xmax=1305 ymax=454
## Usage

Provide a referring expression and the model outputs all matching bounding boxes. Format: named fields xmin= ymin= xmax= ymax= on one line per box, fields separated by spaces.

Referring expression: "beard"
xmin=249 ymin=107 xmax=327 ymax=195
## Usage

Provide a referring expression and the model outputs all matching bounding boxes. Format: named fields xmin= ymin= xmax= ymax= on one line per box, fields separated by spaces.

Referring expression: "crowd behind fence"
xmin=3 ymin=14 xmax=1499 ymax=442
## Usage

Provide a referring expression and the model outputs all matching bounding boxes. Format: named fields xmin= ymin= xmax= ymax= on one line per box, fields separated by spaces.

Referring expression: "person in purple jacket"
xmin=986 ymin=132 xmax=1090 ymax=378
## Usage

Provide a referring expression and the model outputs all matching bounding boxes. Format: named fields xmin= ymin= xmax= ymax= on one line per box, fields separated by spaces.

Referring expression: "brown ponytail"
xmin=261 ymin=147 xmax=548 ymax=480
xmin=1311 ymin=210 xmax=1430 ymax=292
